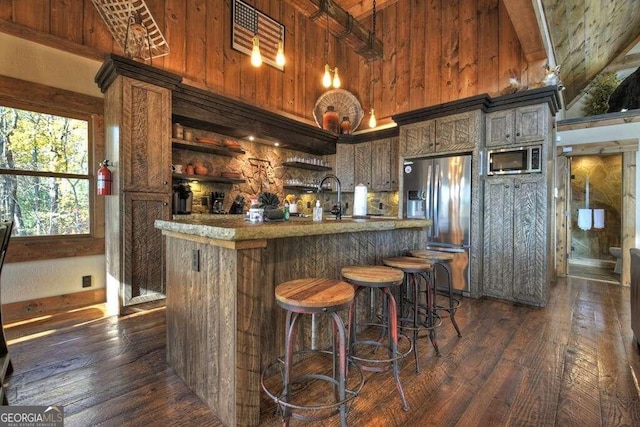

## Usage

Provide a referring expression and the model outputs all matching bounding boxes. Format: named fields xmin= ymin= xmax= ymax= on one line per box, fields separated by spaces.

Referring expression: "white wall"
xmin=556 ymin=122 xmax=640 ymax=248
xmin=1 ymin=33 xmax=105 ymax=304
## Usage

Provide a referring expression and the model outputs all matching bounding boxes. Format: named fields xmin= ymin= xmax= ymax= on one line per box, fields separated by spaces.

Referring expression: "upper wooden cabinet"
xmin=486 ymin=104 xmax=547 ymax=147
xmin=335 ymin=143 xmax=355 ymax=191
xmin=354 ymin=142 xmax=372 ymax=188
xmin=371 ymin=137 xmax=400 ymax=191
xmin=400 ymin=111 xmax=480 ymax=157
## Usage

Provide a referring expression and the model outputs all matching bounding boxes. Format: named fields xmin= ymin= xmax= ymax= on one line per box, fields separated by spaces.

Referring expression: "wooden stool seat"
xmin=341 ymin=265 xmax=404 ymax=287
xmin=383 ymin=256 xmax=433 ymax=273
xmin=410 ymin=250 xmax=455 ymax=262
xmin=275 ymin=278 xmax=354 ymax=313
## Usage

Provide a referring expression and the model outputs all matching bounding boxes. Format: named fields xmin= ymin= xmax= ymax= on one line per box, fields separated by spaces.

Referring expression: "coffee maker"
xmin=210 ymin=192 xmax=225 ymax=214
xmin=173 ymin=183 xmax=193 ymax=214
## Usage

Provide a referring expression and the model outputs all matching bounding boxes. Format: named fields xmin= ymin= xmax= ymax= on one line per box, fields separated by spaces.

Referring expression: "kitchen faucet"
xmin=318 ymin=174 xmax=342 ymax=220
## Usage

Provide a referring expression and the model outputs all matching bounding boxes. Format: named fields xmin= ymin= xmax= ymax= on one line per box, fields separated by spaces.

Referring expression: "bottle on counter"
xmin=313 ymin=200 xmax=323 ymax=222
xmin=284 ymin=201 xmax=290 ymax=221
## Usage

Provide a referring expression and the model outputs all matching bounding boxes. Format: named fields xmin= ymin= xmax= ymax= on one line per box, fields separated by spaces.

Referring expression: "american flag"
xmin=232 ymin=0 xmax=285 ymax=70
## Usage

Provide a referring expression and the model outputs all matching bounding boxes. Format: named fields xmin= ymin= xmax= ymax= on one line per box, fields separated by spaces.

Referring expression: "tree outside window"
xmin=0 ymin=105 xmax=91 ymax=237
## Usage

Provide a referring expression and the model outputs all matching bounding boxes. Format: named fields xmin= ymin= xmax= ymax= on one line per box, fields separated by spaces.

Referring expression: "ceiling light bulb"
xmin=323 ymin=64 xmax=332 ymax=88
xmin=332 ymin=67 xmax=341 ymax=88
xmin=369 ymin=108 xmax=377 ymax=128
xmin=251 ymin=36 xmax=262 ymax=67
xmin=276 ymin=39 xmax=285 ymax=67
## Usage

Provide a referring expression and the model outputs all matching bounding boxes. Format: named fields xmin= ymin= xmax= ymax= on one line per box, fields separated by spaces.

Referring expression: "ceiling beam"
xmin=502 ymin=0 xmax=547 ymax=63
xmin=339 ymin=0 xmax=400 ymax=20
xmin=286 ymin=0 xmax=383 ymax=60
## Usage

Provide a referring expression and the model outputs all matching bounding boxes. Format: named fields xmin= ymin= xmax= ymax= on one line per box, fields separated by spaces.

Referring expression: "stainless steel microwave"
xmin=487 ymin=145 xmax=542 ymax=175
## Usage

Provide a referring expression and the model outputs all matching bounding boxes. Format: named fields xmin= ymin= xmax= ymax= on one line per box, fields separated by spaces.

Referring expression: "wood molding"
xmin=557 ymin=109 xmax=640 ymax=131
xmin=285 ymin=0 xmax=383 ymax=60
xmin=2 ymin=289 xmax=106 ymax=323
xmin=557 ymin=139 xmax=639 ymax=156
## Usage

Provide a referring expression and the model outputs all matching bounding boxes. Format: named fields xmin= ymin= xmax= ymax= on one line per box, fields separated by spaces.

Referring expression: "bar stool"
xmin=382 ymin=256 xmax=441 ymax=372
xmin=410 ymin=250 xmax=462 ymax=338
xmin=341 ymin=265 xmax=410 ymax=411
xmin=261 ymin=278 xmax=363 ymax=426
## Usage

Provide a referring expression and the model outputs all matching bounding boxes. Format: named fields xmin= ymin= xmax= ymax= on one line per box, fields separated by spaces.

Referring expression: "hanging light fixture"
xmin=368 ymin=0 xmax=377 ymax=127
xmin=275 ymin=0 xmax=285 ymax=67
xmin=250 ymin=1 xmax=262 ymax=67
xmin=322 ymin=3 xmax=341 ymax=89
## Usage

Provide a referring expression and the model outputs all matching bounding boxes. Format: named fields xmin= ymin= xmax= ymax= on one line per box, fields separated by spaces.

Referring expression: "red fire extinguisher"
xmin=97 ymin=160 xmax=112 ymax=196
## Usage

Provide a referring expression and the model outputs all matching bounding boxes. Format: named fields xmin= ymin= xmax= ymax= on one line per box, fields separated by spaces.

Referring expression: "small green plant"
xmin=584 ymin=73 xmax=620 ymax=116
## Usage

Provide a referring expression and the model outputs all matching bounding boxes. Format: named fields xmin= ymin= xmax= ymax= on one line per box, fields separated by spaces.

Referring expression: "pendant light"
xmin=322 ymin=2 xmax=341 ymax=89
xmin=275 ymin=0 xmax=285 ymax=66
xmin=250 ymin=1 xmax=262 ymax=67
xmin=368 ymin=0 xmax=377 ymax=127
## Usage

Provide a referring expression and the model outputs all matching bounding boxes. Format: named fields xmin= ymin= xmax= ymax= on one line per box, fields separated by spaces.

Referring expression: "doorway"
xmin=567 ymin=154 xmax=622 ymax=283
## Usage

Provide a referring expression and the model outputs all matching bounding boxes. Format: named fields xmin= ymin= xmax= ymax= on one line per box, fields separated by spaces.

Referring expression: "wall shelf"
xmin=173 ymin=173 xmax=245 ymax=184
xmin=282 ymin=161 xmax=331 ymax=172
xmin=283 ymin=185 xmax=320 ymax=193
xmin=172 ymin=139 xmax=245 ymax=157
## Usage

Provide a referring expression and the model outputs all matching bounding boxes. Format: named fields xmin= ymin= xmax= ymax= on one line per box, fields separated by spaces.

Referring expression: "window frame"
xmin=0 ymin=75 xmax=104 ymax=263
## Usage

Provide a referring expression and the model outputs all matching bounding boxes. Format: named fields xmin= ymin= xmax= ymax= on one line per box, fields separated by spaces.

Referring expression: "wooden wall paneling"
xmin=254 ymin=0 xmax=270 ymax=109
xmin=622 ymin=151 xmax=636 ymax=286
xmin=477 ymin=0 xmax=500 ymax=95
xmin=409 ymin=0 xmax=426 ymax=109
xmin=223 ymin=0 xmax=242 ymax=96
xmin=498 ymin=0 xmax=521 ymax=89
xmin=380 ymin=5 xmax=396 ymax=120
xmin=0 ymin=1 xmax=12 ymax=20
xmin=50 ymin=0 xmax=83 ymax=43
xmin=425 ymin=0 xmax=442 ymax=107
xmin=555 ymin=155 xmax=568 ymax=277
xmin=305 ymin=15 xmax=323 ymax=122
xmin=165 ymin=0 xmax=187 ymax=77
xmin=293 ymin=13 xmax=306 ymax=117
xmin=204 ymin=0 xmax=224 ymax=92
xmin=358 ymin=57 xmax=370 ymax=121
xmin=394 ymin=0 xmax=410 ymax=113
xmin=459 ymin=0 xmax=478 ymax=99
xmin=145 ymin=0 xmax=167 ymax=69
xmin=185 ymin=0 xmax=207 ymax=86
xmin=12 ymin=0 xmax=49 ymax=33
xmin=267 ymin=0 xmax=283 ymax=111
xmin=441 ymin=0 xmax=459 ymax=103
xmin=82 ymin=0 xmax=114 ymax=53
xmin=281 ymin=1 xmax=296 ymax=114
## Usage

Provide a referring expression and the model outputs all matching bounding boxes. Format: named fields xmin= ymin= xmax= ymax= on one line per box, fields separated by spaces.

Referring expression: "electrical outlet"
xmin=192 ymin=249 xmax=200 ymax=272
xmin=379 ymin=202 xmax=384 ymax=209
xmin=82 ymin=275 xmax=92 ymax=288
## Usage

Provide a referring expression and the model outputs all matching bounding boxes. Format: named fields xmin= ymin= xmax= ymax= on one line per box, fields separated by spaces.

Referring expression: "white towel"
xmin=593 ymin=209 xmax=605 ymax=229
xmin=578 ymin=209 xmax=592 ymax=231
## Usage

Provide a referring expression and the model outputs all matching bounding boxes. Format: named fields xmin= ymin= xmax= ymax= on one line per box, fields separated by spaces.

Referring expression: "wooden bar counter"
xmin=155 ymin=215 xmax=429 ymax=426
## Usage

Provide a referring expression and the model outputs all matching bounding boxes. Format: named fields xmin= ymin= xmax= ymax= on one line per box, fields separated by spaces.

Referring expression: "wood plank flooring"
xmin=4 ymin=275 xmax=640 ymax=426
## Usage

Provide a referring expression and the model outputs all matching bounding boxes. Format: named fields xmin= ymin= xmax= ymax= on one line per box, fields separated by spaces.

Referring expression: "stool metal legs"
xmin=434 ymin=262 xmax=462 ymax=338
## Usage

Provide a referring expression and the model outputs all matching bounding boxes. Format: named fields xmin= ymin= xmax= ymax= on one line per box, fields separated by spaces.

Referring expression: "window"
xmin=0 ymin=106 xmax=91 ymax=237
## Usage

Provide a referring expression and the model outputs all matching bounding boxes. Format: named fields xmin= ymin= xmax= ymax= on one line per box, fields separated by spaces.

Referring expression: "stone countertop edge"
xmin=155 ymin=217 xmax=431 ymax=241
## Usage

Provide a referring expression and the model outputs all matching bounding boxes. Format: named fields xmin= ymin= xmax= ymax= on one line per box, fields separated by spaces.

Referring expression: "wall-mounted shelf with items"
xmin=283 ymin=185 xmax=320 ymax=193
xmin=173 ymin=173 xmax=246 ymax=184
xmin=172 ymin=139 xmax=245 ymax=157
xmin=282 ymin=161 xmax=331 ymax=172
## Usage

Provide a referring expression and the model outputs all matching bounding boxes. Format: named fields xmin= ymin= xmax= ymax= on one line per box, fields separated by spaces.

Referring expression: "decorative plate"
xmin=313 ymin=89 xmax=364 ymax=131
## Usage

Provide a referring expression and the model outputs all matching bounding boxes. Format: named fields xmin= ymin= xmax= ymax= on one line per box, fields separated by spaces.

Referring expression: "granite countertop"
xmin=155 ymin=215 xmax=430 ymax=241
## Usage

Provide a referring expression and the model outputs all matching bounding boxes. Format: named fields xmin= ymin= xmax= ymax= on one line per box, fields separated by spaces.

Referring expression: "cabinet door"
xmin=482 ymin=176 xmax=514 ymax=299
xmin=389 ymin=136 xmax=399 ymax=190
xmin=122 ymin=192 xmax=171 ymax=310
xmin=512 ymin=175 xmax=547 ymax=305
xmin=514 ymin=105 xmax=546 ymax=144
xmin=371 ymin=139 xmax=390 ymax=191
xmin=355 ymin=142 xmax=372 ymax=188
xmin=335 ymin=143 xmax=355 ymax=191
xmin=121 ymin=77 xmax=172 ymax=193
xmin=400 ymin=121 xmax=435 ymax=156
xmin=486 ymin=110 xmax=515 ymax=147
xmin=436 ymin=111 xmax=478 ymax=152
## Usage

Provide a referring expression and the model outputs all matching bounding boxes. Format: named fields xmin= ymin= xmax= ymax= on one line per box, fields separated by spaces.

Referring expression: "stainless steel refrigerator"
xmin=403 ymin=155 xmax=472 ymax=293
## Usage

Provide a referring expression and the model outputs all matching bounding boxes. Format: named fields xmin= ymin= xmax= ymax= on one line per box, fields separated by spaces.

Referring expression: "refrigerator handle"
xmin=434 ymin=163 xmax=440 ymax=239
xmin=426 ymin=164 xmax=433 ymax=238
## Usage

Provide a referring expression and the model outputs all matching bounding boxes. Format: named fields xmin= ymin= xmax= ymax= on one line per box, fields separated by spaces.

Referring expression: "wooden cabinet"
xmin=354 ymin=142 xmax=372 ymax=188
xmin=400 ymin=111 xmax=480 ymax=157
xmin=371 ymin=137 xmax=400 ymax=191
xmin=482 ymin=175 xmax=548 ymax=306
xmin=335 ymin=143 xmax=355 ymax=191
xmin=103 ymin=75 xmax=173 ymax=313
xmin=486 ymin=104 xmax=547 ymax=147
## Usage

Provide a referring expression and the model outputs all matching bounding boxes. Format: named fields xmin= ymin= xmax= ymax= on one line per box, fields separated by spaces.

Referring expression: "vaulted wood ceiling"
xmin=324 ymin=0 xmax=640 ymax=107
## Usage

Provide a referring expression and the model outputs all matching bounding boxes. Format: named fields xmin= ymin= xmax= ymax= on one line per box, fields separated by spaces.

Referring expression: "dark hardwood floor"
xmin=4 ymin=275 xmax=640 ymax=426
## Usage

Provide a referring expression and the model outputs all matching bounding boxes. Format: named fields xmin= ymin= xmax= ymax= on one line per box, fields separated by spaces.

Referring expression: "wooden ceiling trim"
xmin=502 ymin=0 xmax=546 ymax=63
xmin=284 ymin=0 xmax=383 ymax=60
